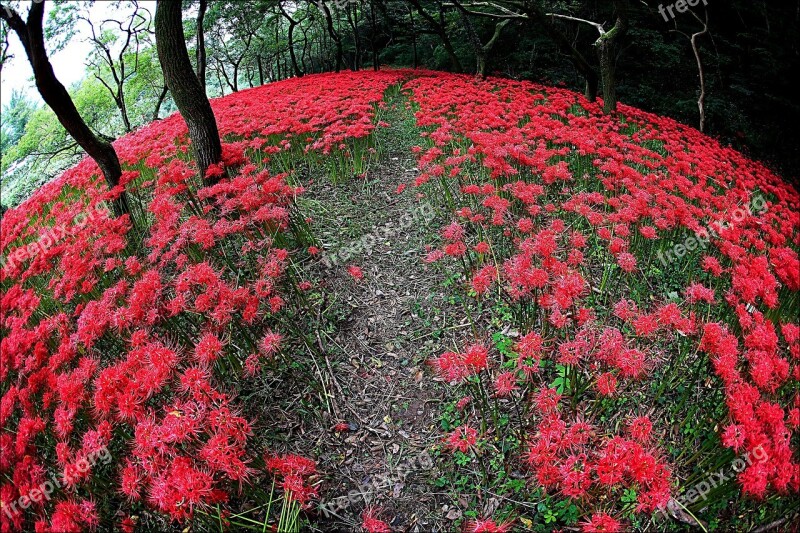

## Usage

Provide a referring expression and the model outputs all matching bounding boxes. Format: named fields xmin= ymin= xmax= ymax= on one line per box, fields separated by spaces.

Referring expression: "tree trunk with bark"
xmin=524 ymin=5 xmax=599 ymax=101
xmin=152 ymin=84 xmax=168 ymax=122
xmin=346 ymin=2 xmax=360 ymax=70
xmin=154 ymin=0 xmax=222 ymax=186
xmin=279 ymin=2 xmax=303 ymax=77
xmin=594 ymin=0 xmax=629 ymax=113
xmin=369 ymin=0 xmax=379 ymax=70
xmin=407 ymin=0 xmax=462 ymax=72
xmin=196 ymin=0 xmax=207 ymax=92
xmin=321 ymin=1 xmax=344 ymax=72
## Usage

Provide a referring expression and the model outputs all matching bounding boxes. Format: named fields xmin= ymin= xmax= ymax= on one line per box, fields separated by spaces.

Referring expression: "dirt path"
xmin=300 ymin=88 xmax=471 ymax=532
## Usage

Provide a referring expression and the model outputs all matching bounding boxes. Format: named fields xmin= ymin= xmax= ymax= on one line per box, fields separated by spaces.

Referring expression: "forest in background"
xmin=1 ymin=0 xmax=798 ymax=208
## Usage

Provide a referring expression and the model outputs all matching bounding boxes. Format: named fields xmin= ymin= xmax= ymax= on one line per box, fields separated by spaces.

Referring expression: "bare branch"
xmin=545 ymin=12 xmax=606 ymax=35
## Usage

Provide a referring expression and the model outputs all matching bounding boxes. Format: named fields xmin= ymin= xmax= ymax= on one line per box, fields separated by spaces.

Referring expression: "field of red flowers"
xmin=1 ymin=70 xmax=798 ymax=532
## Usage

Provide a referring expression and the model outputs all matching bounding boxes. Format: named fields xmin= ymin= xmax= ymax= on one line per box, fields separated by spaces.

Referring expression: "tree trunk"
xmin=155 ymin=0 xmax=222 ymax=186
xmin=300 ymin=24 xmax=310 ymax=73
xmin=232 ymin=61 xmax=239 ymax=92
xmin=347 ymin=2 xmax=360 ymax=70
xmin=455 ymin=3 xmax=484 ymax=77
xmin=369 ymin=0 xmax=379 ymax=71
xmin=215 ymin=66 xmax=225 ymax=96
xmin=152 ymin=84 xmax=169 ymax=122
xmin=196 ymin=0 xmax=207 ymax=92
xmin=408 ymin=5 xmax=417 ymax=69
xmin=595 ymin=1 xmax=629 ymax=113
xmin=407 ymin=0 xmax=462 ymax=72
xmin=524 ymin=5 xmax=599 ymax=101
xmin=116 ymin=90 xmax=132 ymax=132
xmin=321 ymin=1 xmax=343 ymax=72
xmin=257 ymin=55 xmax=264 ymax=85
xmin=596 ymin=39 xmax=617 ymax=113
xmin=1 ymin=1 xmax=129 ymax=216
xmin=280 ymin=5 xmax=303 ymax=77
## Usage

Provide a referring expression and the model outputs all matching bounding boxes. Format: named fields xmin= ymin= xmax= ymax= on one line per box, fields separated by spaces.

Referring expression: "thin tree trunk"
xmin=674 ymin=10 xmax=709 ymax=132
xmin=280 ymin=2 xmax=303 ymax=77
xmin=196 ymin=0 xmax=207 ymax=91
xmin=155 ymin=0 xmax=222 ymax=185
xmin=369 ymin=0 xmax=378 ymax=71
xmin=407 ymin=0 xmax=462 ymax=72
xmin=346 ymin=2 xmax=360 ymax=70
xmin=321 ymin=1 xmax=343 ymax=72
xmin=691 ymin=30 xmax=707 ymax=132
xmin=300 ymin=21 xmax=310 ymax=73
xmin=116 ymin=90 xmax=132 ymax=131
xmin=232 ymin=61 xmax=239 ymax=92
xmin=215 ymin=65 xmax=225 ymax=96
xmin=152 ymin=84 xmax=169 ymax=122
xmin=525 ymin=5 xmax=599 ymax=101
xmin=454 ymin=3 xmax=484 ymax=77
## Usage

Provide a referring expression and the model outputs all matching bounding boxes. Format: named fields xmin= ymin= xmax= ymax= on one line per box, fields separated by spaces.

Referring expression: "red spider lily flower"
xmin=627 ymin=416 xmax=653 ymax=442
xmin=456 ymin=396 xmax=472 ymax=411
xmin=721 ymin=424 xmax=747 ymax=451
xmin=333 ymin=421 xmax=352 ymax=433
xmin=684 ymin=283 xmax=715 ymax=304
xmin=494 ymin=372 xmax=520 ymax=397
xmin=596 ymin=373 xmax=617 ymax=396
xmin=362 ymin=507 xmax=392 ymax=533
xmin=534 ymin=387 xmax=562 ymax=413
xmin=462 ymin=517 xmax=514 ymax=532
xmin=579 ymin=512 xmax=623 ymax=532
xmin=430 ymin=344 xmax=489 ymax=384
xmin=474 ymin=241 xmax=490 ymax=254
xmin=472 ymin=265 xmax=497 ymax=295
xmin=347 ymin=265 xmax=365 ymax=280
xmin=266 ymin=453 xmax=319 ymax=506
xmin=616 ymin=253 xmax=637 ymax=273
xmin=445 ymin=425 xmax=479 ymax=453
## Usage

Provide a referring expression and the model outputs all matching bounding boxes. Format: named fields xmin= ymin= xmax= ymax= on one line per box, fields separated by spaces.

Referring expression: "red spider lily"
xmin=430 ymin=344 xmax=489 ymax=384
xmin=445 ymin=425 xmax=479 ymax=453
xmin=493 ymin=372 xmax=520 ymax=397
xmin=266 ymin=453 xmax=319 ymax=506
xmin=362 ymin=507 xmax=392 ymax=533
xmin=347 ymin=265 xmax=365 ymax=281
xmin=596 ymin=373 xmax=617 ymax=396
xmin=462 ymin=517 xmax=514 ymax=532
xmin=627 ymin=416 xmax=653 ymax=443
xmin=579 ymin=512 xmax=623 ymax=532
xmin=3 ymin=67 xmax=799 ymax=530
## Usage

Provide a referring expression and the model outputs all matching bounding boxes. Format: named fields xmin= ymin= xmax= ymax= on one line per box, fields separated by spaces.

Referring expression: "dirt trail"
xmin=303 ymin=89 xmax=470 ymax=532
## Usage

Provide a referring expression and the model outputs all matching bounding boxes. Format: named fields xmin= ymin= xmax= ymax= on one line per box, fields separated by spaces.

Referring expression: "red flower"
xmin=493 ymin=372 xmax=519 ymax=397
xmin=596 ymin=373 xmax=617 ymax=396
xmin=463 ymin=517 xmax=514 ymax=532
xmin=347 ymin=265 xmax=364 ymax=280
xmin=445 ymin=425 xmax=479 ymax=453
xmin=579 ymin=512 xmax=622 ymax=532
xmin=362 ymin=507 xmax=392 ymax=533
